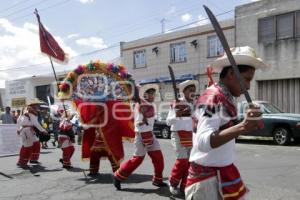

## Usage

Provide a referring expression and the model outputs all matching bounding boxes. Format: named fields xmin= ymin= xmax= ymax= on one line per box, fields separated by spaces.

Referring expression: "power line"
xmin=0 ymin=0 xmax=50 ymax=18
xmin=92 ymin=1 xmax=208 ymax=40
xmin=4 ymin=0 xmax=220 ymax=45
xmin=92 ymin=0 xmax=203 ymax=36
xmin=86 ymin=2 xmax=228 ymax=48
xmin=126 ymin=9 xmax=233 ymax=42
xmin=0 ymin=8 xmax=234 ymax=72
xmin=7 ymin=0 xmax=205 ymax=38
xmin=167 ymin=9 xmax=233 ymax=32
xmin=0 ymin=0 xmax=28 ymax=13
xmin=0 ymin=43 xmax=120 ymax=72
xmin=10 ymin=0 xmax=71 ymax=22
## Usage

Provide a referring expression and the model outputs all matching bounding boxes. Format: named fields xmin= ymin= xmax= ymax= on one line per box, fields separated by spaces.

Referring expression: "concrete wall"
xmin=235 ymin=0 xmax=300 ymax=101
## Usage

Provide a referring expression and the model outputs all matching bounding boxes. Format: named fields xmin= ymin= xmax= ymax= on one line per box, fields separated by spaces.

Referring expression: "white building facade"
xmin=120 ymin=19 xmax=234 ymax=101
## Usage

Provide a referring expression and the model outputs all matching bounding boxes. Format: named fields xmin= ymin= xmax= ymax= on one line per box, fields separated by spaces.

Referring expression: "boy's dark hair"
xmin=145 ymin=88 xmax=156 ymax=94
xmin=219 ymin=65 xmax=255 ymax=79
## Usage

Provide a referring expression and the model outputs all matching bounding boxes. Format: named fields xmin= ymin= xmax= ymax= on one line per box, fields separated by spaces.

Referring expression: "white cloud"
xmin=196 ymin=15 xmax=209 ymax=26
xmin=0 ymin=18 xmax=77 ymax=82
xmin=78 ymin=0 xmax=94 ymax=4
xmin=181 ymin=13 xmax=192 ymax=22
xmin=166 ymin=6 xmax=176 ymax=16
xmin=67 ymin=33 xmax=79 ymax=39
xmin=75 ymin=37 xmax=107 ymax=49
xmin=188 ymin=15 xmax=209 ymax=28
xmin=23 ymin=22 xmax=39 ymax=32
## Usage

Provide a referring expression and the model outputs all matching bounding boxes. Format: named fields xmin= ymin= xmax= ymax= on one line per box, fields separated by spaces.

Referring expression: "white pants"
xmin=171 ymin=132 xmax=191 ymax=159
xmin=133 ymin=132 xmax=161 ymax=156
xmin=58 ymin=135 xmax=73 ymax=148
xmin=185 ymin=176 xmax=246 ymax=200
xmin=185 ymin=176 xmax=222 ymax=200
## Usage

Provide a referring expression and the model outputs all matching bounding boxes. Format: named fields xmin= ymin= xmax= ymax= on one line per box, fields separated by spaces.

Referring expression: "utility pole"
xmin=160 ymin=18 xmax=166 ymax=33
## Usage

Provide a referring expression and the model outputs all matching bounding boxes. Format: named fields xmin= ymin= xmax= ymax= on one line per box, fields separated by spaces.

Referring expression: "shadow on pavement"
xmin=237 ymin=139 xmax=300 ymax=147
xmin=41 ymin=147 xmax=57 ymax=150
xmin=30 ymin=165 xmax=63 ymax=174
xmin=64 ymin=167 xmax=87 ymax=173
xmin=78 ymin=173 xmax=113 ymax=184
xmin=126 ymin=174 xmax=155 ymax=184
xmin=77 ymin=173 xmax=158 ymax=185
xmin=120 ymin=187 xmax=174 ymax=199
xmin=115 ymin=175 xmax=176 ymax=199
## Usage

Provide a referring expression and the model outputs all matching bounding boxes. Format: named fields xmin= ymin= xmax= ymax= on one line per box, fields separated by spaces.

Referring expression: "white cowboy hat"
xmin=26 ymin=98 xmax=45 ymax=106
xmin=139 ymin=84 xmax=159 ymax=99
xmin=211 ymin=46 xmax=268 ymax=73
xmin=178 ymin=80 xmax=199 ymax=94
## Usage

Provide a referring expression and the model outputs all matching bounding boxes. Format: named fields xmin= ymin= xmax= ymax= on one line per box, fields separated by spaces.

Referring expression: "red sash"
xmin=177 ymin=130 xmax=193 ymax=147
xmin=171 ymin=100 xmax=192 ymax=117
xmin=137 ymin=100 xmax=155 ymax=118
xmin=187 ymin=163 xmax=247 ymax=200
xmin=140 ymin=131 xmax=153 ymax=146
xmin=197 ymin=83 xmax=237 ymax=118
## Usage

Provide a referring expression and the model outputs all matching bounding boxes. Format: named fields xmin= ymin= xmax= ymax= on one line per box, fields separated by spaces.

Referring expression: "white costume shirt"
xmin=133 ymin=102 xmax=160 ymax=156
xmin=134 ymin=103 xmax=155 ymax=133
xmin=166 ymin=97 xmax=193 ymax=132
xmin=189 ymin=84 xmax=237 ymax=167
xmin=17 ymin=112 xmax=46 ymax=147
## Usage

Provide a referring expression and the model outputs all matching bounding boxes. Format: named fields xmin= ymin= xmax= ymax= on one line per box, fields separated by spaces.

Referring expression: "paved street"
xmin=0 ymin=138 xmax=300 ymax=200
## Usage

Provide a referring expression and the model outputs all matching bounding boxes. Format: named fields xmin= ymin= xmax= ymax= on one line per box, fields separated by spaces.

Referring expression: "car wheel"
xmin=272 ymin=127 xmax=291 ymax=145
xmin=161 ymin=127 xmax=170 ymax=139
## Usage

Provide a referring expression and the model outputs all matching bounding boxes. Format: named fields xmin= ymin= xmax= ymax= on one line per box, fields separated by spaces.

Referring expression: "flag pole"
xmin=34 ymin=8 xmax=68 ymax=117
xmin=49 ymin=56 xmax=59 ymax=83
xmin=49 ymin=56 xmax=68 ymax=118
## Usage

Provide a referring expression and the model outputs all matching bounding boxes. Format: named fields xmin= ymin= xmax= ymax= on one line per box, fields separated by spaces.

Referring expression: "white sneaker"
xmin=169 ymin=185 xmax=180 ymax=196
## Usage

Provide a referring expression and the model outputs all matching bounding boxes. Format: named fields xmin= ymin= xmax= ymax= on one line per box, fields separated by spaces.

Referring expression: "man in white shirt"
xmin=113 ymin=84 xmax=168 ymax=190
xmin=166 ymin=80 xmax=198 ymax=196
xmin=185 ymin=46 xmax=268 ymax=200
xmin=17 ymin=99 xmax=48 ymax=168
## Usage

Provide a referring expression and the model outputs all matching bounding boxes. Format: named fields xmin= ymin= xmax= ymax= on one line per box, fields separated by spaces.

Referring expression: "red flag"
xmin=34 ymin=9 xmax=68 ymax=63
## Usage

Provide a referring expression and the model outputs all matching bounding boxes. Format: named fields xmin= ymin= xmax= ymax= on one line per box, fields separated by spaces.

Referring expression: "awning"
xmin=139 ymin=78 xmax=159 ymax=85
xmin=139 ymin=73 xmax=196 ymax=85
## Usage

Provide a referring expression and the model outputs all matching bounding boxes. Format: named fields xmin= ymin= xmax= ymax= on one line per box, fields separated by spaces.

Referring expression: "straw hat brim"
xmin=139 ymin=84 xmax=159 ymax=99
xmin=211 ymin=54 xmax=268 ymax=73
xmin=27 ymin=99 xmax=45 ymax=106
xmin=178 ymin=80 xmax=199 ymax=94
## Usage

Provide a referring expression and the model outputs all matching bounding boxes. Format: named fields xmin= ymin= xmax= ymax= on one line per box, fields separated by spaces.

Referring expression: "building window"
xmin=170 ymin=42 xmax=187 ymax=63
xmin=258 ymin=10 xmax=300 ymax=43
xmin=207 ymin=35 xmax=224 ymax=57
xmin=36 ymin=84 xmax=54 ymax=104
xmin=258 ymin=17 xmax=275 ymax=43
xmin=133 ymin=49 xmax=146 ymax=68
xmin=296 ymin=11 xmax=300 ymax=37
xmin=277 ymin=13 xmax=294 ymax=40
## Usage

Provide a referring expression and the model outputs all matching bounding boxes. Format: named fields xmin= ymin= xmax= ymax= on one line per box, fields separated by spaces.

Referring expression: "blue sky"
xmin=0 ymin=0 xmax=257 ymax=88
